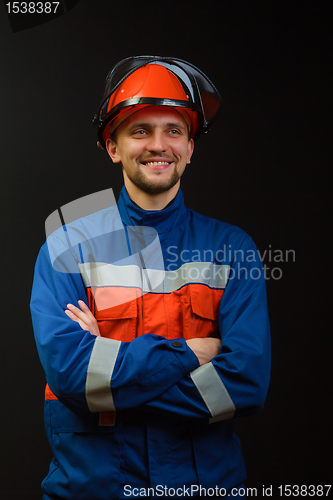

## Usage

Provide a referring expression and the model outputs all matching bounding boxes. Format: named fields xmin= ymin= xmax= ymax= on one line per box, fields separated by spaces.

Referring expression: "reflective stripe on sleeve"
xmin=190 ymin=362 xmax=236 ymax=422
xmin=85 ymin=337 xmax=121 ymax=413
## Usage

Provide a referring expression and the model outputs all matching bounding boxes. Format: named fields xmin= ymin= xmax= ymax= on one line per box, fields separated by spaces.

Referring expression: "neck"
xmin=124 ymin=179 xmax=180 ymax=210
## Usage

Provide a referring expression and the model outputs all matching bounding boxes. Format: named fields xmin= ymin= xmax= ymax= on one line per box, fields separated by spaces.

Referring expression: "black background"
xmin=0 ymin=1 xmax=331 ymax=498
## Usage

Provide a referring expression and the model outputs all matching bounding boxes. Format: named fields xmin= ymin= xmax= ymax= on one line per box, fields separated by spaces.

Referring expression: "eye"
xmin=132 ymin=129 xmax=147 ymax=137
xmin=168 ymin=129 xmax=181 ymax=135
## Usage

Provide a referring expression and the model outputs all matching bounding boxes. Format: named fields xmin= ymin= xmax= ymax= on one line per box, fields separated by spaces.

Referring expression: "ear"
xmin=186 ymin=139 xmax=194 ymax=164
xmin=105 ymin=138 xmax=121 ymax=163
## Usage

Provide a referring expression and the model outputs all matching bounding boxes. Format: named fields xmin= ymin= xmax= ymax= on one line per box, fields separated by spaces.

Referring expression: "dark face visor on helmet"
xmin=93 ymin=56 xmax=222 ymax=150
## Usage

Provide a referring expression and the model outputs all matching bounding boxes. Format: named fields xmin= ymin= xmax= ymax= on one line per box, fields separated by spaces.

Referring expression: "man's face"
xmin=106 ymin=106 xmax=194 ymax=196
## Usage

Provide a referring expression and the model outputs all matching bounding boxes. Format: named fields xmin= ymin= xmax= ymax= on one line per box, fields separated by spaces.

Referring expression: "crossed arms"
xmin=65 ymin=300 xmax=221 ymax=367
xmin=31 ymin=234 xmax=270 ymax=423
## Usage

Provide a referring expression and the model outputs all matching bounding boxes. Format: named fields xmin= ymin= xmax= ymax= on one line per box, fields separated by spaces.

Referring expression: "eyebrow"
xmin=128 ymin=121 xmax=187 ymax=132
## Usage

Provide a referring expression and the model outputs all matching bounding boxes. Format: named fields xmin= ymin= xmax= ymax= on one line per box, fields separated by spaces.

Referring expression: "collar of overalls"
xmin=117 ymin=185 xmax=187 ymax=234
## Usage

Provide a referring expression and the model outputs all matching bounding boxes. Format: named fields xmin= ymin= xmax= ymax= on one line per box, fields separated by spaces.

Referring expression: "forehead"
xmin=120 ymin=105 xmax=188 ymax=130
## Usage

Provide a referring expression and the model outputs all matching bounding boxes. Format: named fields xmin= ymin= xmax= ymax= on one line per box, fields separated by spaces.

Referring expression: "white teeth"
xmin=145 ymin=161 xmax=170 ymax=166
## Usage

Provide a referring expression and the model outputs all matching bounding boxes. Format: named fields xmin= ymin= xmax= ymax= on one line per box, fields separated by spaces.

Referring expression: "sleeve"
xmin=30 ymin=244 xmax=199 ymax=416
xmin=139 ymin=234 xmax=271 ymax=423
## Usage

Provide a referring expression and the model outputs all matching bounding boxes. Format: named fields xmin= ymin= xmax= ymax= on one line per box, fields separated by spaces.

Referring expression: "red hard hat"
xmin=93 ymin=56 xmax=222 ymax=150
xmin=102 ymin=64 xmax=198 ymax=143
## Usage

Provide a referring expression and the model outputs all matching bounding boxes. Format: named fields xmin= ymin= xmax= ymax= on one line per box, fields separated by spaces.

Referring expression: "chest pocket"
xmin=87 ymin=287 xmax=140 ymax=342
xmin=166 ymin=285 xmax=223 ymax=340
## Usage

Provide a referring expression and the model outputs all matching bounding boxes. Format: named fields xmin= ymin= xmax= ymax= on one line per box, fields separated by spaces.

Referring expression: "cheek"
xmin=122 ymin=143 xmax=145 ymax=162
xmin=175 ymin=140 xmax=193 ymax=160
xmin=179 ymin=145 xmax=192 ymax=164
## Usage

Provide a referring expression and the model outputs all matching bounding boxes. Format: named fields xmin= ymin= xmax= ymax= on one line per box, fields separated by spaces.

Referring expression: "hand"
xmin=186 ymin=337 xmax=221 ymax=366
xmin=65 ymin=300 xmax=101 ymax=337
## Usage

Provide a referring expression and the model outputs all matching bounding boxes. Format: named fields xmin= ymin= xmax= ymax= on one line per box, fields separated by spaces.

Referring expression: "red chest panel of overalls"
xmin=87 ymin=284 xmax=223 ymax=341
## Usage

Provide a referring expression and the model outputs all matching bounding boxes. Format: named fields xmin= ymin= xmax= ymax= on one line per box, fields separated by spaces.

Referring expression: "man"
xmin=31 ymin=56 xmax=271 ymax=500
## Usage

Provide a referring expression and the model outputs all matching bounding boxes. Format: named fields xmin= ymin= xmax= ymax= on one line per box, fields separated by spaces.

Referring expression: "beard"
xmin=125 ymin=165 xmax=181 ymax=195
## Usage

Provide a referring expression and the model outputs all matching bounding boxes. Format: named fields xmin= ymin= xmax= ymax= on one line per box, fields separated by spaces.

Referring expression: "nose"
xmin=146 ymin=130 xmax=168 ymax=153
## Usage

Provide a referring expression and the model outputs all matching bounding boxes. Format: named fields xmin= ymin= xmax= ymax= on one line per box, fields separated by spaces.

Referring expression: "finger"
xmin=65 ymin=310 xmax=90 ymax=330
xmin=65 ymin=309 xmax=79 ymax=322
xmin=77 ymin=300 xmax=89 ymax=310
xmin=66 ymin=304 xmax=81 ymax=316
xmin=77 ymin=300 xmax=94 ymax=317
xmin=67 ymin=303 xmax=81 ymax=312
xmin=66 ymin=303 xmax=90 ymax=320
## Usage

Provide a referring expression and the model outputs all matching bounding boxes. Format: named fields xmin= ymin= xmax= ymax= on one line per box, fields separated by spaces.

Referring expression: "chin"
xmin=130 ymin=171 xmax=180 ymax=195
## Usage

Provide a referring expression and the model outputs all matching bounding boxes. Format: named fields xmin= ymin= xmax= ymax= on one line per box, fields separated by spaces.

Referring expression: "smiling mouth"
xmin=144 ymin=161 xmax=172 ymax=166
xmin=140 ymin=160 xmax=174 ymax=171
